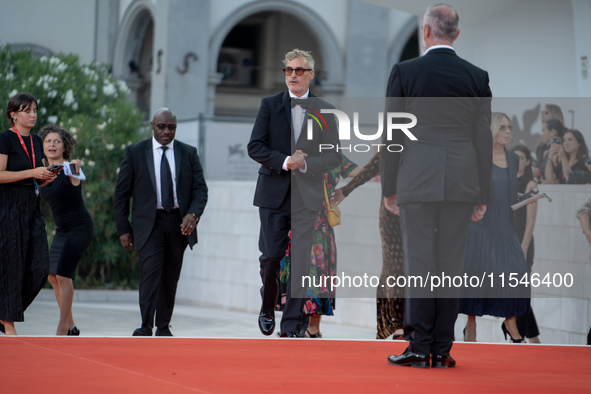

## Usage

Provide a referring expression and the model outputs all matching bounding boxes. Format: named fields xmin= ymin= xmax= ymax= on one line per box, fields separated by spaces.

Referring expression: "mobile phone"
xmin=70 ymin=162 xmax=80 ymax=175
xmin=47 ymin=163 xmax=64 ymax=174
xmin=552 ymin=136 xmax=561 ymax=145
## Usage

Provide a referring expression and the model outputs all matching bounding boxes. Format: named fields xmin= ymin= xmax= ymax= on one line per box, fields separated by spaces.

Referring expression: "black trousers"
xmin=399 ymin=201 xmax=473 ymax=356
xmin=258 ymin=182 xmax=318 ymax=334
xmin=137 ymin=209 xmax=188 ymax=329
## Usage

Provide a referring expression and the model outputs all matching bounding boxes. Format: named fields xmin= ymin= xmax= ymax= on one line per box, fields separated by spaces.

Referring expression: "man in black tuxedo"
xmin=114 ymin=108 xmax=208 ymax=336
xmin=248 ymin=49 xmax=340 ymax=337
xmin=380 ymin=5 xmax=492 ymax=368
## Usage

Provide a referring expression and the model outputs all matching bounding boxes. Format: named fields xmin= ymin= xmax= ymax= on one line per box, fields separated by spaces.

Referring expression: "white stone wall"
xmin=177 ymin=181 xmax=591 ymax=344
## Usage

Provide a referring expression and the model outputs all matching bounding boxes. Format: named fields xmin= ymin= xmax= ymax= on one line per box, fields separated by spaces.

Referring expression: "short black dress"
xmin=40 ymin=170 xmax=93 ymax=279
xmin=0 ymin=129 xmax=49 ymax=322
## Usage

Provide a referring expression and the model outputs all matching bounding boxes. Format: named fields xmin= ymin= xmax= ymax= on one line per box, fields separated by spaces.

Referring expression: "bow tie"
xmin=291 ymin=98 xmax=308 ymax=108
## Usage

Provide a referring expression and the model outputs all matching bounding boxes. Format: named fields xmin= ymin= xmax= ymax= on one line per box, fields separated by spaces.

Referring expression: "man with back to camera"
xmin=114 ymin=107 xmax=208 ymax=336
xmin=248 ymin=49 xmax=341 ymax=337
xmin=380 ymin=4 xmax=492 ymax=368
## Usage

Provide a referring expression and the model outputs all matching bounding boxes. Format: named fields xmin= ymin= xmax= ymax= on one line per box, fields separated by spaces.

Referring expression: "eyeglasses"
xmin=155 ymin=123 xmax=177 ymax=131
xmin=283 ymin=67 xmax=312 ymax=76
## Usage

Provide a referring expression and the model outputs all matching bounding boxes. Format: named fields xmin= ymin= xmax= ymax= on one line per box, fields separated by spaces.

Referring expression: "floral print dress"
xmin=276 ymin=154 xmax=358 ymax=315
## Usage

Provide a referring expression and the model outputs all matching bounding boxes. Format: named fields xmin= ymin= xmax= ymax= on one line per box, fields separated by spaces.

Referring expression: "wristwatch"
xmin=190 ymin=213 xmax=199 ymax=222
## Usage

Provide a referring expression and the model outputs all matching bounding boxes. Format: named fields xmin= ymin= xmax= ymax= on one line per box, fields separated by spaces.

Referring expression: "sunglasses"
xmin=283 ymin=67 xmax=313 ymax=76
xmin=155 ymin=123 xmax=177 ymax=131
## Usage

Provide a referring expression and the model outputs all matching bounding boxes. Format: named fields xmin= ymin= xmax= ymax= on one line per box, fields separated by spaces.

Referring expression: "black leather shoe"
xmin=279 ymin=332 xmax=299 ymax=338
xmin=155 ymin=326 xmax=173 ymax=336
xmin=432 ymin=354 xmax=456 ymax=368
xmin=132 ymin=326 xmax=153 ymax=336
xmin=258 ymin=313 xmax=275 ymax=336
xmin=387 ymin=352 xmax=430 ymax=368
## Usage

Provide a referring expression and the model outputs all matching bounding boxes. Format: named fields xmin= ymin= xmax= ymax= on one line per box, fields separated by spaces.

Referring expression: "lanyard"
xmin=12 ymin=125 xmax=36 ymax=169
xmin=12 ymin=125 xmax=39 ymax=195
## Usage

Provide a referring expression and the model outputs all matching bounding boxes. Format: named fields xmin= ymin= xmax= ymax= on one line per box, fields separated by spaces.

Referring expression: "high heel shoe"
xmin=501 ymin=322 xmax=524 ymax=343
xmin=67 ymin=326 xmax=80 ymax=336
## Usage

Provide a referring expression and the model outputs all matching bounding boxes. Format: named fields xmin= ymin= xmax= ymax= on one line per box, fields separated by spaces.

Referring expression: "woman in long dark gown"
xmin=0 ymin=93 xmax=56 ymax=335
xmin=460 ymin=112 xmax=530 ymax=343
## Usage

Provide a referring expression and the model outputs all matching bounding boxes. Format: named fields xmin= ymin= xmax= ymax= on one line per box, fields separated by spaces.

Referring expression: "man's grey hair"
xmin=423 ymin=4 xmax=459 ymax=42
xmin=282 ymin=49 xmax=315 ymax=70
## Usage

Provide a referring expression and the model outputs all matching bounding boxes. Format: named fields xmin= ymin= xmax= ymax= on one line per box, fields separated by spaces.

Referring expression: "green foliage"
xmin=1 ymin=44 xmax=150 ymax=288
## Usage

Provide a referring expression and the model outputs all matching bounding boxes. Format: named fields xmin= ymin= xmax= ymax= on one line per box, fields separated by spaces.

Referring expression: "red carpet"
xmin=1 ymin=337 xmax=589 ymax=393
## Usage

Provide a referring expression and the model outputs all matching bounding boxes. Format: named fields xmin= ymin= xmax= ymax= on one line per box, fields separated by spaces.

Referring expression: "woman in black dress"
xmin=511 ymin=144 xmax=541 ymax=343
xmin=39 ymin=125 xmax=93 ymax=336
xmin=0 ymin=93 xmax=56 ymax=335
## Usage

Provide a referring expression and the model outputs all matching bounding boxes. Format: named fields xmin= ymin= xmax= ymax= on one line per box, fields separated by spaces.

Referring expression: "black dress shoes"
xmin=155 ymin=326 xmax=173 ymax=336
xmin=279 ymin=332 xmax=299 ymax=338
xmin=258 ymin=313 xmax=275 ymax=336
xmin=432 ymin=354 xmax=456 ymax=368
xmin=387 ymin=352 xmax=430 ymax=368
xmin=132 ymin=326 xmax=153 ymax=336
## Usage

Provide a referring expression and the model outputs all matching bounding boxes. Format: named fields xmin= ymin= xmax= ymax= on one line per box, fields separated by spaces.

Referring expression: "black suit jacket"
xmin=380 ymin=48 xmax=493 ymax=205
xmin=114 ymin=138 xmax=208 ymax=250
xmin=247 ymin=90 xmax=341 ymax=212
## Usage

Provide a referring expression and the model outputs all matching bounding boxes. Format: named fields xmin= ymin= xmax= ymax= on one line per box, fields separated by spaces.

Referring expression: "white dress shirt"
xmin=283 ymin=90 xmax=309 ymax=172
xmin=423 ymin=44 xmax=455 ymax=55
xmin=152 ymin=136 xmax=178 ymax=209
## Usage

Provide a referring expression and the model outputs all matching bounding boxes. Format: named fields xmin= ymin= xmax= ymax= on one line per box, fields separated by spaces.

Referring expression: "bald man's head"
xmin=423 ymin=4 xmax=459 ymax=44
xmin=151 ymin=108 xmax=177 ymax=146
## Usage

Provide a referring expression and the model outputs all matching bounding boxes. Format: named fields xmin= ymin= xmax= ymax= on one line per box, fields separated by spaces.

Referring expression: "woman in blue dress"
xmin=39 ymin=125 xmax=93 ymax=336
xmin=460 ymin=112 xmax=530 ymax=343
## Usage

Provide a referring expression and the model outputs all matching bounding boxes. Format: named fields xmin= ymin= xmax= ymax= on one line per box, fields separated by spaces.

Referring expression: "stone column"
xmin=151 ymin=0 xmax=211 ymax=120
xmin=343 ymin=0 xmax=390 ymax=97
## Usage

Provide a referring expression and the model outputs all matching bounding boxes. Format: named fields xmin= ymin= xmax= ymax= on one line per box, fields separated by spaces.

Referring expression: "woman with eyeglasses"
xmin=459 ymin=113 xmax=530 ymax=343
xmin=0 ymin=92 xmax=56 ymax=335
xmin=38 ymin=125 xmax=93 ymax=336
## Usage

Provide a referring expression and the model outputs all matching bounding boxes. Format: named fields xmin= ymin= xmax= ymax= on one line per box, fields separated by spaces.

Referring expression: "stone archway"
xmin=387 ymin=15 xmax=419 ymax=68
xmin=208 ymin=0 xmax=345 ymax=116
xmin=113 ymin=0 xmax=156 ymax=119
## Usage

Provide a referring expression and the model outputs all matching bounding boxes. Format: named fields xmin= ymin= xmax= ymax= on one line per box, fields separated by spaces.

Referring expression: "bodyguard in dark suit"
xmin=114 ymin=108 xmax=208 ymax=336
xmin=248 ymin=49 xmax=340 ymax=337
xmin=380 ymin=5 xmax=492 ymax=368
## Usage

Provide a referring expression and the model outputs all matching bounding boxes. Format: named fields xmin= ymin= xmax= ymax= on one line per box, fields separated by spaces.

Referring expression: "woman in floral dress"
xmin=276 ymin=153 xmax=360 ymax=337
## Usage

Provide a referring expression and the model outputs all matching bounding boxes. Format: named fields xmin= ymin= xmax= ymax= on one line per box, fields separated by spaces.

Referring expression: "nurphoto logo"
xmin=306 ymin=109 xmax=418 ymax=152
